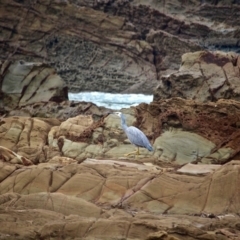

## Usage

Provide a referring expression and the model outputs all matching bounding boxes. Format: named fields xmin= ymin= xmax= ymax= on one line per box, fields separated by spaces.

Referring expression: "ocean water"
xmin=68 ymin=92 xmax=153 ymax=110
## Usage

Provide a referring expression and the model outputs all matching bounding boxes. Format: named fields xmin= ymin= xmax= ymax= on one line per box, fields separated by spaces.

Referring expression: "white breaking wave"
xmin=68 ymin=92 xmax=153 ymax=110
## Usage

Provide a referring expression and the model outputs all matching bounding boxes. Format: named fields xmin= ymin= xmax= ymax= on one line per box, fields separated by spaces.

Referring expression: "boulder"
xmin=0 ymin=146 xmax=33 ymax=165
xmin=48 ymin=115 xmax=99 ymax=161
xmin=2 ymin=97 xmax=240 ymax=164
xmin=0 ymin=116 xmax=53 ymax=163
xmin=136 ymin=98 xmax=240 ymax=164
xmin=154 ymin=51 xmax=240 ymax=102
xmin=0 ymin=60 xmax=68 ymax=109
xmin=153 ymin=130 xmax=215 ymax=165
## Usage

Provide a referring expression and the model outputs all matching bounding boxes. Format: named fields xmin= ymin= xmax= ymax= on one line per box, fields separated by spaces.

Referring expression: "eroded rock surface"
xmin=0 ymin=159 xmax=240 ymax=239
xmin=1 ymin=97 xmax=240 ymax=239
xmin=1 ymin=1 xmax=240 ymax=239
xmin=135 ymin=97 xmax=240 ymax=164
xmin=0 ymin=60 xmax=68 ymax=109
xmin=1 ymin=0 xmax=239 ymax=93
xmin=0 ymin=0 xmax=157 ymax=94
xmin=6 ymin=100 xmax=110 ymax=121
xmin=154 ymin=51 xmax=240 ymax=102
xmin=2 ymin=98 xmax=240 ymax=165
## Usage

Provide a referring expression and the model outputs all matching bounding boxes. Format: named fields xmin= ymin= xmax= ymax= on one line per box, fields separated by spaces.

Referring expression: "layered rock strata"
xmin=0 ymin=159 xmax=240 ymax=239
xmin=0 ymin=60 xmax=68 ymax=109
xmin=1 ymin=0 xmax=239 ymax=93
xmin=154 ymin=51 xmax=240 ymax=102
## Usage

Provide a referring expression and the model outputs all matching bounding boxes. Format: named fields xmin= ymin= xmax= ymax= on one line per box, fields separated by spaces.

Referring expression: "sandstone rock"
xmin=2 ymin=96 xmax=240 ymax=165
xmin=136 ymin=98 xmax=240 ymax=164
xmin=0 ymin=116 xmax=52 ymax=163
xmin=48 ymin=115 xmax=107 ymax=161
xmin=1 ymin=0 xmax=240 ymax=239
xmin=3 ymin=97 xmax=240 ymax=164
xmin=0 ymin=208 xmax=65 ymax=239
xmin=1 ymin=160 xmax=240 ymax=215
xmin=153 ymin=129 xmax=215 ymax=164
xmin=147 ymin=231 xmax=180 ymax=240
xmin=54 ymin=115 xmax=94 ymax=140
xmin=0 ymin=60 xmax=68 ymax=109
xmin=177 ymin=163 xmax=221 ymax=175
xmin=1 ymin=1 xmax=239 ymax=95
xmin=146 ymin=29 xmax=201 ymax=74
xmin=0 ymin=160 xmax=240 ymax=239
xmin=48 ymin=156 xmax=78 ymax=165
xmin=0 ymin=0 xmax=157 ymax=94
xmin=154 ymin=51 xmax=240 ymax=102
xmin=201 ymin=147 xmax=235 ymax=164
xmin=0 ymin=210 xmax=237 ymax=240
xmin=123 ymin=160 xmax=240 ymax=215
xmin=0 ymin=162 xmax=17 ymax=182
xmin=95 ymin=1 xmax=240 ymax=74
xmin=0 ymin=146 xmax=33 ymax=165
xmin=7 ymin=100 xmax=110 ymax=121
xmin=105 ymin=144 xmax=154 ymax=159
xmin=0 ymin=113 xmax=113 ymax=163
xmin=84 ymin=158 xmax=163 ymax=172
xmin=11 ymin=192 xmax=102 ymax=217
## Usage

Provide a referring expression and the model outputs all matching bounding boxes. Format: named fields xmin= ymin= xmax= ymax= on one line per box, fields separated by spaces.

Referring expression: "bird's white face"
xmin=113 ymin=112 xmax=122 ymax=117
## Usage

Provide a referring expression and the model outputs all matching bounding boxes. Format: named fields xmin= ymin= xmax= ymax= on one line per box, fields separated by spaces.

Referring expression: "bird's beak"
xmin=105 ymin=111 xmax=114 ymax=115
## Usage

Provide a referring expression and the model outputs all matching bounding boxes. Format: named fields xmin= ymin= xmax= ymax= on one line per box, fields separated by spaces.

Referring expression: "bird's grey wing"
xmin=125 ymin=126 xmax=152 ymax=149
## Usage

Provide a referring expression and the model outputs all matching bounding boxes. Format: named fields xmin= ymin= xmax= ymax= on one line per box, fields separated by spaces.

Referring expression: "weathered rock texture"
xmin=1 ymin=98 xmax=240 ymax=239
xmin=0 ymin=60 xmax=68 ymax=109
xmin=0 ymin=0 xmax=239 ymax=93
xmin=154 ymin=51 xmax=240 ymax=102
xmin=131 ymin=98 xmax=240 ymax=165
xmin=2 ymin=97 xmax=240 ymax=165
xmin=1 ymin=0 xmax=240 ymax=239
xmin=0 ymin=0 xmax=157 ymax=93
xmin=0 ymin=159 xmax=240 ymax=239
xmin=6 ymin=100 xmax=110 ymax=121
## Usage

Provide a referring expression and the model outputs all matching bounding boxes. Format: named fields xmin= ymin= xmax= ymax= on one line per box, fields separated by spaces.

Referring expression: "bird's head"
xmin=112 ymin=112 xmax=127 ymax=127
xmin=113 ymin=112 xmax=122 ymax=118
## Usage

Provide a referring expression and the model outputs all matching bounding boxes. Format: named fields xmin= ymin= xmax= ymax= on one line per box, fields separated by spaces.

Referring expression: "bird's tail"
xmin=147 ymin=144 xmax=154 ymax=152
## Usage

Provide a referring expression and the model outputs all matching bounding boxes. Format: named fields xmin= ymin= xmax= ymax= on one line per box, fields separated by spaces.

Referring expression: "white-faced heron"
xmin=114 ymin=112 xmax=153 ymax=156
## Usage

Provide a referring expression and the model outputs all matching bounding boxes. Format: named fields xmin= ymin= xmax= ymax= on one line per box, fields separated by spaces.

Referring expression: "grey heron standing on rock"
xmin=114 ymin=112 xmax=153 ymax=156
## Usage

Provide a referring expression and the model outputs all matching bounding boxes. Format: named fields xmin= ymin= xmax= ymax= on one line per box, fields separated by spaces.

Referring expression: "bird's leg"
xmin=136 ymin=147 xmax=139 ymax=155
xmin=124 ymin=148 xmax=138 ymax=157
xmin=134 ymin=147 xmax=140 ymax=159
xmin=124 ymin=147 xmax=141 ymax=157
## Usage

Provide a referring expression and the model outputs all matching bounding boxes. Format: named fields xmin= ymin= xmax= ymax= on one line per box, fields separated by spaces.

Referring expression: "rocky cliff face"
xmin=154 ymin=51 xmax=240 ymax=102
xmin=1 ymin=0 xmax=239 ymax=93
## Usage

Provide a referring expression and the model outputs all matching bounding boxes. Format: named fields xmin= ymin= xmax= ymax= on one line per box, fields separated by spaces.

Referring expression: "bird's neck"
xmin=121 ymin=115 xmax=128 ymax=131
